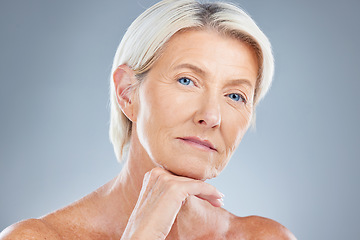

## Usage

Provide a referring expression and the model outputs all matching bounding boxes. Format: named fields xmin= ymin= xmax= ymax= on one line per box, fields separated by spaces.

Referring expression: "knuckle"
xmin=167 ymin=182 xmax=185 ymax=200
xmin=158 ymin=172 xmax=171 ymax=185
xmin=167 ymin=180 xmax=179 ymax=192
xmin=158 ymin=177 xmax=179 ymax=193
xmin=148 ymin=167 xmax=163 ymax=178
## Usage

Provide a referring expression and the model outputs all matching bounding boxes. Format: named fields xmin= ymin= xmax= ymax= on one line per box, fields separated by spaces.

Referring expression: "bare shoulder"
xmin=0 ymin=218 xmax=62 ymax=240
xmin=0 ymin=188 xmax=115 ymax=240
xmin=227 ymin=215 xmax=297 ymax=240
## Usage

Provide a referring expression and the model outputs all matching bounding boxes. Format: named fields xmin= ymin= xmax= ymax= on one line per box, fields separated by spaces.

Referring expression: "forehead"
xmin=151 ymin=29 xmax=259 ymax=85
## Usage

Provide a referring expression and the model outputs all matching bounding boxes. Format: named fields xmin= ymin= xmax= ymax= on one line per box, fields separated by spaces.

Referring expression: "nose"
xmin=193 ymin=95 xmax=221 ymax=129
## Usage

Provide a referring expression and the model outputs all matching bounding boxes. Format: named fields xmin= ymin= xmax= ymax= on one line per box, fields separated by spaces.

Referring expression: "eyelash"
xmin=177 ymin=77 xmax=247 ymax=104
xmin=226 ymin=93 xmax=247 ymax=104
xmin=177 ymin=77 xmax=195 ymax=86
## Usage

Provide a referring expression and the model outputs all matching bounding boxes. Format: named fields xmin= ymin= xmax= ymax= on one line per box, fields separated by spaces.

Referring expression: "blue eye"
xmin=178 ymin=77 xmax=194 ymax=86
xmin=227 ymin=93 xmax=246 ymax=103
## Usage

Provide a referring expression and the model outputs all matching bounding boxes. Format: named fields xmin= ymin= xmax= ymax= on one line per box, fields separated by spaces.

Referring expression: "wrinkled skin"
xmin=0 ymin=30 xmax=296 ymax=240
xmin=133 ymin=29 xmax=257 ymax=181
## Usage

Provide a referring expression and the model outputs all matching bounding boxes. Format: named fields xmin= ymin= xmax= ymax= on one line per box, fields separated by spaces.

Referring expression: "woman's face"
xmin=133 ymin=30 xmax=258 ymax=180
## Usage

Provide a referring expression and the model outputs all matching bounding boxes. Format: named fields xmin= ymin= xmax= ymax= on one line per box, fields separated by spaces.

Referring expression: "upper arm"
xmin=247 ymin=215 xmax=297 ymax=240
xmin=231 ymin=215 xmax=296 ymax=240
xmin=0 ymin=219 xmax=62 ymax=240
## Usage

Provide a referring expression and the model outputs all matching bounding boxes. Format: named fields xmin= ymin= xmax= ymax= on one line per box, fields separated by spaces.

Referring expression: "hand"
xmin=120 ymin=167 xmax=224 ymax=240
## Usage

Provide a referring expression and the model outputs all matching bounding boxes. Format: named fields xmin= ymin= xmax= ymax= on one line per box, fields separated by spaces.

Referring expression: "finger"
xmin=196 ymin=195 xmax=224 ymax=207
xmin=180 ymin=180 xmax=224 ymax=207
xmin=136 ymin=168 xmax=166 ymax=206
xmin=146 ymin=167 xmax=224 ymax=207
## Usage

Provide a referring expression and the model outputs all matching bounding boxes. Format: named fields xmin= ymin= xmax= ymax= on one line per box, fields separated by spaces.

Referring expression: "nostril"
xmin=198 ymin=120 xmax=206 ymax=125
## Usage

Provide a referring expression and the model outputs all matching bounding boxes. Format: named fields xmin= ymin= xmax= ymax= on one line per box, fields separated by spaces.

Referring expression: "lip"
xmin=177 ymin=136 xmax=217 ymax=152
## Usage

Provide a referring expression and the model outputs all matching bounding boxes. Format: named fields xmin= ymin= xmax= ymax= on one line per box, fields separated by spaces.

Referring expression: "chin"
xmin=149 ymin=145 xmax=225 ymax=180
xmin=162 ymin=161 xmax=221 ymax=181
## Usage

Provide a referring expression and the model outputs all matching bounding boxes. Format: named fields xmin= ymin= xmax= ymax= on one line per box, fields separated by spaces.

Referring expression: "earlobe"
xmin=113 ymin=64 xmax=138 ymax=122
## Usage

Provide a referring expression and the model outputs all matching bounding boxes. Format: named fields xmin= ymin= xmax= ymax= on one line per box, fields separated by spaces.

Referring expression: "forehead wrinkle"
xmin=156 ymin=31 xmax=258 ymax=90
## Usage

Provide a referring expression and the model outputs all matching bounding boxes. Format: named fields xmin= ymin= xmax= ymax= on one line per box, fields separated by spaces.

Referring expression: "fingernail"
xmin=218 ymin=198 xmax=224 ymax=206
xmin=219 ymin=192 xmax=225 ymax=198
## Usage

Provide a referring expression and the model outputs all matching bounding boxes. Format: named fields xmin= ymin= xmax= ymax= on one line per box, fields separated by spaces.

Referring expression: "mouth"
xmin=177 ymin=136 xmax=217 ymax=152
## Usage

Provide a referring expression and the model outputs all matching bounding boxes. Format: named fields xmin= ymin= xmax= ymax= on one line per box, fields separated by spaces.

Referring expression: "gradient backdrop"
xmin=1 ymin=0 xmax=359 ymax=239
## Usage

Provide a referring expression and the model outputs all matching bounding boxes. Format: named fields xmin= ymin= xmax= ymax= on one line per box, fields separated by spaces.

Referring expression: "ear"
xmin=113 ymin=64 xmax=138 ymax=122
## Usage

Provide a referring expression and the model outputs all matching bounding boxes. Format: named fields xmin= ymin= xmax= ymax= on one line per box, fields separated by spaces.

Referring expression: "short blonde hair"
xmin=109 ymin=0 xmax=274 ymax=161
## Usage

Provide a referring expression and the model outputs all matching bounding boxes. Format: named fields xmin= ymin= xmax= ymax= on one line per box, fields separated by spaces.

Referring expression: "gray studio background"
xmin=1 ymin=0 xmax=359 ymax=239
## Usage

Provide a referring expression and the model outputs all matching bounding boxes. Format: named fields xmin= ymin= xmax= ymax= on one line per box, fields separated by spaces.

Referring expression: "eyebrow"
xmin=174 ymin=63 xmax=254 ymax=88
xmin=224 ymin=79 xmax=254 ymax=89
xmin=174 ymin=63 xmax=206 ymax=76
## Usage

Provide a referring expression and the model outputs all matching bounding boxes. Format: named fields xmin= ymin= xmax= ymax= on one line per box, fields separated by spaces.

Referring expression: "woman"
xmin=1 ymin=0 xmax=296 ymax=239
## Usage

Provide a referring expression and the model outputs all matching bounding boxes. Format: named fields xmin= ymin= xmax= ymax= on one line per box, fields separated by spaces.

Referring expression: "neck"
xmin=117 ymin=137 xmax=156 ymax=216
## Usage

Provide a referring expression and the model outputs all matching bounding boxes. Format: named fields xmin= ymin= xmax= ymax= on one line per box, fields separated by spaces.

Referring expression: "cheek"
xmin=223 ymin=106 xmax=253 ymax=153
xmin=135 ymin=83 xmax=193 ymax=159
xmin=135 ymin=86 xmax=163 ymax=159
xmin=145 ymin=85 xmax=193 ymax=128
